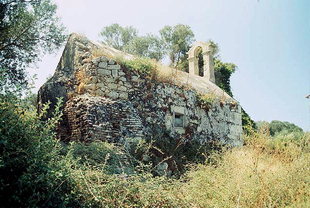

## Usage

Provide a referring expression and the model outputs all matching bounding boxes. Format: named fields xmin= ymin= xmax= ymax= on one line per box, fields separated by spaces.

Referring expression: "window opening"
xmin=174 ymin=113 xmax=184 ymax=128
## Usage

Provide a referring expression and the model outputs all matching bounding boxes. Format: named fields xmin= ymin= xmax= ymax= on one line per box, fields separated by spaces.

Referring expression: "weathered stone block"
xmin=98 ymin=62 xmax=108 ymax=68
xmin=100 ymin=57 xmax=108 ymax=62
xmin=107 ymin=83 xmax=118 ymax=89
xmin=119 ymin=92 xmax=128 ymax=99
xmin=92 ymin=57 xmax=101 ymax=65
xmin=107 ymin=64 xmax=121 ymax=70
xmin=105 ymin=77 xmax=115 ymax=83
xmin=98 ymin=68 xmax=111 ymax=76
xmin=97 ymin=83 xmax=106 ymax=88
xmin=111 ymin=69 xmax=118 ymax=77
xmin=118 ymin=86 xmax=127 ymax=91
xmin=107 ymin=91 xmax=119 ymax=99
xmin=171 ymin=106 xmax=185 ymax=114
xmin=108 ymin=60 xmax=115 ymax=65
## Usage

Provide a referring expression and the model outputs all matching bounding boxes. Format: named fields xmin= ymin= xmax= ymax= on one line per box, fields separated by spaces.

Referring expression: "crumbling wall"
xmin=38 ymin=34 xmax=243 ymax=146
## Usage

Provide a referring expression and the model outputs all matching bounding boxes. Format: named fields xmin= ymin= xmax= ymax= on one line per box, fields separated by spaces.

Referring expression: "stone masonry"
xmin=38 ymin=33 xmax=243 ymax=146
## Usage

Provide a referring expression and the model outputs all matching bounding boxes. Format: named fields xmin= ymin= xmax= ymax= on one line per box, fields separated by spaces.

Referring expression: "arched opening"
xmin=198 ymin=49 xmax=204 ymax=77
xmin=194 ymin=47 xmax=204 ymax=77
xmin=188 ymin=42 xmax=215 ymax=83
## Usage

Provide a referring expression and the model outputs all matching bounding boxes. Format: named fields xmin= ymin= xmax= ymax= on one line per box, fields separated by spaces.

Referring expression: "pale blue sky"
xmin=28 ymin=0 xmax=310 ymax=130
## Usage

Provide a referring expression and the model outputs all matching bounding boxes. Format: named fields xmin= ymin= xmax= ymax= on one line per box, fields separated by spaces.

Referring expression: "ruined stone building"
xmin=38 ymin=34 xmax=243 ymax=146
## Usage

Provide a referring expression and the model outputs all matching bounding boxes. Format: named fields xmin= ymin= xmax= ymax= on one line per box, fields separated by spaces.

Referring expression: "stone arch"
xmin=187 ymin=42 xmax=215 ymax=83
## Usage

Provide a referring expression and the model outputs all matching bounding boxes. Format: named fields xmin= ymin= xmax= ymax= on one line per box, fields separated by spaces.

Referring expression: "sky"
xmin=28 ymin=0 xmax=310 ymax=131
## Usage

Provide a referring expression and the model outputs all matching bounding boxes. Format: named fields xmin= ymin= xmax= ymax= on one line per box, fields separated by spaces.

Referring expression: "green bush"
xmin=0 ymin=95 xmax=80 ymax=207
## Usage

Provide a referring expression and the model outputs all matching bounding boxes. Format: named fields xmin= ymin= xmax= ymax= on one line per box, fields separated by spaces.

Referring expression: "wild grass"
xmin=68 ymin=130 xmax=309 ymax=208
xmin=180 ymin=130 xmax=309 ymax=208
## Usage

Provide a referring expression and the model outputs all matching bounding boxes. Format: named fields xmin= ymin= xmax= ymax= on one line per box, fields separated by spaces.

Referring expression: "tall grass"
xmin=69 ymin=131 xmax=309 ymax=208
xmin=180 ymin=131 xmax=309 ymax=207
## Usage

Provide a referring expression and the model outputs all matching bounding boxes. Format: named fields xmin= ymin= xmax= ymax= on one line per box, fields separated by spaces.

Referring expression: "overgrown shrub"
xmin=0 ymin=95 xmax=79 ymax=207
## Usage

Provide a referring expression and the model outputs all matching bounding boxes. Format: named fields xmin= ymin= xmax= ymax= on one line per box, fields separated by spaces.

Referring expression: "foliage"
xmin=1 ymin=92 xmax=309 ymax=207
xmin=118 ymin=56 xmax=156 ymax=75
xmin=269 ymin=120 xmax=303 ymax=136
xmin=68 ymin=141 xmax=137 ymax=175
xmin=242 ymin=108 xmax=257 ymax=134
xmin=99 ymin=23 xmax=195 ymax=66
xmin=256 ymin=120 xmax=303 ymax=137
xmin=124 ymin=34 xmax=165 ymax=61
xmin=208 ymin=40 xmax=219 ymax=57
xmin=0 ymin=92 xmax=185 ymax=207
xmin=159 ymin=24 xmax=195 ymax=68
xmin=213 ymin=58 xmax=256 ymax=133
xmin=214 ymin=59 xmax=236 ymax=97
xmin=147 ymin=130 xmax=224 ymax=177
xmin=99 ymin=23 xmax=138 ymax=50
xmin=0 ymin=94 xmax=78 ymax=207
xmin=0 ymin=0 xmax=66 ymax=88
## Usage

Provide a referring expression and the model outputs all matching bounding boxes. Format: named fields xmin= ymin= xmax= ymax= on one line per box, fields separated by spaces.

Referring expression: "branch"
xmin=0 ymin=18 xmax=35 ymax=51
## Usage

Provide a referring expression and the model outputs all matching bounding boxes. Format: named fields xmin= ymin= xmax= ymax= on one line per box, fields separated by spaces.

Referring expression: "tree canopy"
xmin=99 ymin=23 xmax=138 ymax=51
xmin=214 ymin=59 xmax=236 ymax=97
xmin=124 ymin=34 xmax=165 ymax=61
xmin=99 ymin=24 xmax=195 ymax=65
xmin=159 ymin=24 xmax=195 ymax=67
xmin=0 ymin=0 xmax=66 ymax=88
xmin=256 ymin=120 xmax=303 ymax=136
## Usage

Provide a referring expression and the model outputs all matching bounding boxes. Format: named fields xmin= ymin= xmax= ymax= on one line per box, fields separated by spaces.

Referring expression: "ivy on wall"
xmin=214 ymin=58 xmax=256 ymax=133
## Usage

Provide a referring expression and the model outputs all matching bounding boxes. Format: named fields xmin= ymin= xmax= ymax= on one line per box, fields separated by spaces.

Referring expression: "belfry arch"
xmin=187 ymin=42 xmax=215 ymax=83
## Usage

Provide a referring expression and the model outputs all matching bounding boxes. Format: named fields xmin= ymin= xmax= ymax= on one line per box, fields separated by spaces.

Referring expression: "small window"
xmin=174 ymin=113 xmax=184 ymax=128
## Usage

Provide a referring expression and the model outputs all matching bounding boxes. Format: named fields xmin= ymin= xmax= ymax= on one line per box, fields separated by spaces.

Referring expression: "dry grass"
xmin=75 ymin=69 xmax=89 ymax=95
xmin=180 ymin=132 xmax=310 ymax=208
xmin=67 ymin=131 xmax=309 ymax=207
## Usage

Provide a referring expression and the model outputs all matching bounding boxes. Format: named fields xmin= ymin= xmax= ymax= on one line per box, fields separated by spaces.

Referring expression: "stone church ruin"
xmin=38 ymin=34 xmax=243 ymax=146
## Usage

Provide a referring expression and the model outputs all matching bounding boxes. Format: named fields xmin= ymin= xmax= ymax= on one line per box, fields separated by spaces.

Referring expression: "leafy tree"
xmin=124 ymin=34 xmax=165 ymax=61
xmin=159 ymin=24 xmax=195 ymax=68
xmin=99 ymin=23 xmax=194 ymax=66
xmin=99 ymin=23 xmax=138 ymax=50
xmin=0 ymin=0 xmax=66 ymax=88
xmin=268 ymin=120 xmax=303 ymax=136
xmin=256 ymin=120 xmax=303 ymax=137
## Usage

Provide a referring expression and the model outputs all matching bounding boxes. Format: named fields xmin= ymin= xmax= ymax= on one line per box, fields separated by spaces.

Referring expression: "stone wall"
xmin=38 ymin=33 xmax=243 ymax=146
